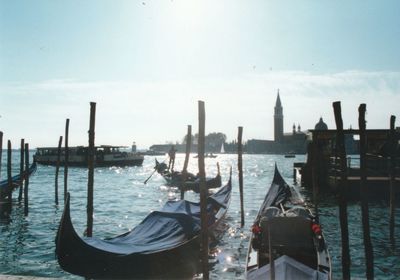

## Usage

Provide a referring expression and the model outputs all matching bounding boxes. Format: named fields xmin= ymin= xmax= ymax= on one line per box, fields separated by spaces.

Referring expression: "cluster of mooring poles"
xmin=58 ymin=101 xmax=245 ymax=279
xmin=0 ymin=131 xmax=32 ymax=219
xmin=309 ymin=101 xmax=397 ymax=280
xmin=141 ymin=101 xmax=245 ymax=279
xmin=54 ymin=103 xmax=97 ymax=238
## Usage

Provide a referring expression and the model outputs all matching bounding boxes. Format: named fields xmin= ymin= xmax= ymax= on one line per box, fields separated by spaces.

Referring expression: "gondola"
xmin=246 ymin=164 xmax=331 ymax=280
xmin=154 ymin=159 xmax=222 ymax=192
xmin=193 ymin=153 xmax=217 ymax=158
xmin=0 ymin=161 xmax=37 ymax=198
xmin=55 ymin=174 xmax=232 ymax=279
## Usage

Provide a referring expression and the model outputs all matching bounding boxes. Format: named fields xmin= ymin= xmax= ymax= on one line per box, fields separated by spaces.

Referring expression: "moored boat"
xmin=34 ymin=145 xmax=144 ymax=167
xmin=246 ymin=164 xmax=331 ymax=280
xmin=0 ymin=161 xmax=37 ymax=198
xmin=154 ymin=159 xmax=222 ymax=192
xmin=55 ymin=175 xmax=232 ymax=279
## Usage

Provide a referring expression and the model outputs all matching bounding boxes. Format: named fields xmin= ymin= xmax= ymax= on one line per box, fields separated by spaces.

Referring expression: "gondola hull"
xmin=245 ymin=165 xmax=332 ymax=280
xmin=56 ymin=199 xmax=201 ymax=279
xmin=56 ymin=178 xmax=232 ymax=279
xmin=154 ymin=160 xmax=222 ymax=192
xmin=161 ymin=173 xmax=222 ymax=193
xmin=0 ymin=161 xmax=37 ymax=198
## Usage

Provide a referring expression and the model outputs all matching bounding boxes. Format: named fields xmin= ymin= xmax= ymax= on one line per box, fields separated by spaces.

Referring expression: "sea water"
xmin=0 ymin=153 xmax=399 ymax=279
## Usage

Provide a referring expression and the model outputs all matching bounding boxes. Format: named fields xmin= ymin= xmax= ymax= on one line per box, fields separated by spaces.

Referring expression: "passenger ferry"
xmin=34 ymin=145 xmax=144 ymax=167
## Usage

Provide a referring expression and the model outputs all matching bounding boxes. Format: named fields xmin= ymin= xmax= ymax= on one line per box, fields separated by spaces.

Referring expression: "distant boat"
xmin=34 ymin=145 xmax=144 ymax=167
xmin=284 ymin=154 xmax=296 ymax=158
xmin=220 ymin=143 xmax=225 ymax=154
xmin=193 ymin=153 xmax=217 ymax=159
xmin=284 ymin=151 xmax=296 ymax=158
xmin=138 ymin=150 xmax=166 ymax=156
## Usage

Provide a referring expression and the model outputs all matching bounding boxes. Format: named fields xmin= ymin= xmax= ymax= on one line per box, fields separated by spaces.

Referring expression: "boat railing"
xmin=328 ymin=154 xmax=400 ymax=177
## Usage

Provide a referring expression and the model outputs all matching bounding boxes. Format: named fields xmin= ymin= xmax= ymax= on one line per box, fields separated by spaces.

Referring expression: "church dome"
xmin=315 ymin=117 xmax=328 ymax=130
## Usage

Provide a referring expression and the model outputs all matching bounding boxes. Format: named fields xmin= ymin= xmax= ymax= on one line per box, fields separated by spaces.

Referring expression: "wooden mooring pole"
xmin=389 ymin=115 xmax=396 ymax=245
xmin=18 ymin=139 xmax=25 ymax=202
xmin=64 ymin=118 xmax=70 ymax=203
xmin=0 ymin=132 xmax=2 ymax=204
xmin=358 ymin=104 xmax=374 ymax=279
xmin=198 ymin=101 xmax=209 ymax=280
xmin=237 ymin=126 xmax=245 ymax=228
xmin=24 ymin=143 xmax=29 ymax=216
xmin=87 ymin=102 xmax=96 ymax=237
xmin=55 ymin=136 xmax=63 ymax=205
xmin=311 ymin=142 xmax=319 ymax=214
xmin=7 ymin=140 xmax=12 ymax=210
xmin=333 ymin=101 xmax=351 ymax=279
xmin=0 ymin=132 xmax=2 ymax=190
xmin=0 ymin=132 xmax=6 ymax=218
xmin=181 ymin=125 xmax=192 ymax=200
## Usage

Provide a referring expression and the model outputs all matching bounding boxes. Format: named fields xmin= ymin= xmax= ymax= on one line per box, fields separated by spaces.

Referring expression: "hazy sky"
xmin=1 ymin=0 xmax=400 ymax=149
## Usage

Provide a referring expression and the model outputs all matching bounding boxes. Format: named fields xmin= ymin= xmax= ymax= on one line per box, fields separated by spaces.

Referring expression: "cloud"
xmin=1 ymin=70 xmax=399 ymax=148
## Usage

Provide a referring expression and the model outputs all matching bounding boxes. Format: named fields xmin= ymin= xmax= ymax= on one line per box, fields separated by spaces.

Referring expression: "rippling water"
xmin=1 ymin=153 xmax=399 ymax=279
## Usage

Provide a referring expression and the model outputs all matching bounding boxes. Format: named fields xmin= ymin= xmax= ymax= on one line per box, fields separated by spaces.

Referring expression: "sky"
xmin=1 ymin=0 xmax=400 ymax=149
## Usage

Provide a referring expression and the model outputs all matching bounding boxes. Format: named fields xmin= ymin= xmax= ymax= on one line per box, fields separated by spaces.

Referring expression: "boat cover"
xmin=82 ymin=181 xmax=231 ymax=255
xmin=246 ymin=255 xmax=328 ymax=280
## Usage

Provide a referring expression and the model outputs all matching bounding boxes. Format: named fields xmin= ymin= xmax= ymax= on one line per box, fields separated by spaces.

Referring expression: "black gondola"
xmin=0 ymin=161 xmax=37 ymax=198
xmin=154 ymin=159 xmax=222 ymax=192
xmin=246 ymin=164 xmax=332 ymax=280
xmin=55 ymin=175 xmax=232 ymax=279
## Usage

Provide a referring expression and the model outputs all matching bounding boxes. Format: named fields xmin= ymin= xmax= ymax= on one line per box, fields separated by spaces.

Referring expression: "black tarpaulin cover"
xmin=82 ymin=181 xmax=231 ymax=255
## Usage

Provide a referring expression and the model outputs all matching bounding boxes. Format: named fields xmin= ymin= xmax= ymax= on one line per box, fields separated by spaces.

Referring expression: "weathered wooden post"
xmin=64 ymin=118 xmax=70 ymax=203
xmin=87 ymin=102 xmax=96 ymax=237
xmin=332 ymin=101 xmax=351 ymax=280
xmin=55 ymin=136 xmax=63 ymax=205
xmin=389 ymin=115 xmax=396 ymax=244
xmin=311 ymin=142 xmax=319 ymax=214
xmin=7 ymin=140 xmax=12 ymax=209
xmin=293 ymin=168 xmax=297 ymax=184
xmin=24 ymin=143 xmax=29 ymax=216
xmin=181 ymin=125 xmax=192 ymax=200
xmin=358 ymin=103 xmax=374 ymax=279
xmin=237 ymin=126 xmax=245 ymax=228
xmin=18 ymin=139 xmax=25 ymax=202
xmin=0 ymin=132 xmax=2 ymax=192
xmin=198 ymin=101 xmax=209 ymax=280
xmin=0 ymin=132 xmax=5 ymax=217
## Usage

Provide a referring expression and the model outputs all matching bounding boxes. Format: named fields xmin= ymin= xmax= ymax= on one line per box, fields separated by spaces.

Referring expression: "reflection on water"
xmin=0 ymin=154 xmax=399 ymax=279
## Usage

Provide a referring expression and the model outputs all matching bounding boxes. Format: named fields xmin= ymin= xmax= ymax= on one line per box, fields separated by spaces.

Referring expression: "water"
xmin=1 ymin=153 xmax=400 ymax=279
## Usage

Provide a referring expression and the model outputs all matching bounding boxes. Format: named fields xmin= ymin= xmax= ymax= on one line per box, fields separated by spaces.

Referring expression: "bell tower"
xmin=274 ymin=90 xmax=284 ymax=143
